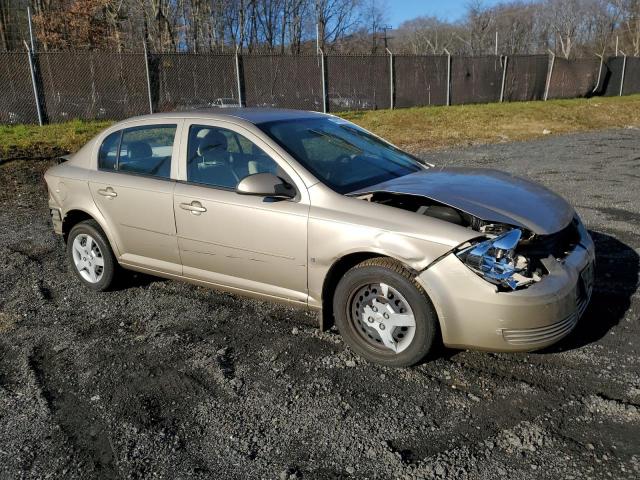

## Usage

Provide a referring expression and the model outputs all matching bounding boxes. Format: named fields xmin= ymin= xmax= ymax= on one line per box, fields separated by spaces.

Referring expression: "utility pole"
xmin=495 ymin=30 xmax=498 ymax=56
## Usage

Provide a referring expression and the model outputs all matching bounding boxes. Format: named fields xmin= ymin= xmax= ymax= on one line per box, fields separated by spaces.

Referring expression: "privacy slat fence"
xmin=502 ymin=55 xmax=548 ymax=102
xmin=325 ymin=54 xmax=391 ymax=111
xmin=38 ymin=52 xmax=149 ymax=123
xmin=241 ymin=54 xmax=323 ymax=110
xmin=546 ymin=58 xmax=602 ymax=99
xmin=450 ymin=56 xmax=504 ymax=105
xmin=151 ymin=53 xmax=237 ymax=112
xmin=2 ymin=50 xmax=639 ymax=125
xmin=0 ymin=52 xmax=40 ymax=124
xmin=394 ymin=55 xmax=448 ymax=107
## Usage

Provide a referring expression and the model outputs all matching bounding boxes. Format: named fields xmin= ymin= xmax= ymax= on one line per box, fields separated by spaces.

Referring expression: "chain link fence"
xmin=603 ymin=57 xmax=625 ymax=96
xmin=0 ymin=51 xmax=39 ymax=124
xmin=547 ymin=58 xmax=602 ymax=99
xmin=151 ymin=53 xmax=237 ymax=112
xmin=325 ymin=54 xmax=391 ymax=111
xmin=621 ymin=57 xmax=640 ymax=95
xmin=242 ymin=54 xmax=323 ymax=110
xmin=1 ymin=51 xmax=639 ymax=125
xmin=37 ymin=52 xmax=149 ymax=123
xmin=394 ymin=55 xmax=448 ymax=107
xmin=503 ymin=55 xmax=549 ymax=102
xmin=450 ymin=56 xmax=504 ymax=105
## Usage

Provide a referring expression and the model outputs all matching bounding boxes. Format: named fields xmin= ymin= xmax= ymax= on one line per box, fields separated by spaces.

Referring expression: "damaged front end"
xmin=358 ymin=191 xmax=582 ymax=292
xmin=456 ymin=229 xmax=535 ymax=290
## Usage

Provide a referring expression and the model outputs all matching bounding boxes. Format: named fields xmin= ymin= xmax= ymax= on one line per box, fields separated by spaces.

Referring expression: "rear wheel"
xmin=66 ymin=220 xmax=117 ymax=291
xmin=333 ymin=258 xmax=438 ymax=367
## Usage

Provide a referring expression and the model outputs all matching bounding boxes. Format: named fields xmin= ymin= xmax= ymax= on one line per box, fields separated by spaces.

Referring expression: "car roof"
xmin=130 ymin=108 xmax=328 ymax=125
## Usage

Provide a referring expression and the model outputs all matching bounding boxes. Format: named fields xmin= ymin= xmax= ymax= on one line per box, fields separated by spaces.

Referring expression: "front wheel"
xmin=333 ymin=258 xmax=439 ymax=367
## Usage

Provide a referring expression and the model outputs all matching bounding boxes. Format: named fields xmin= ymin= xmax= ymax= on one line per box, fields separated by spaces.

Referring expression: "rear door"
xmin=89 ymin=121 xmax=183 ymax=275
xmin=173 ymin=120 xmax=309 ymax=303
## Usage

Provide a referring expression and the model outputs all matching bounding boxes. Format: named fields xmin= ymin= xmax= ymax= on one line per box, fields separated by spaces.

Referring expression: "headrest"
xmin=127 ymin=141 xmax=152 ymax=160
xmin=197 ymin=130 xmax=228 ymax=156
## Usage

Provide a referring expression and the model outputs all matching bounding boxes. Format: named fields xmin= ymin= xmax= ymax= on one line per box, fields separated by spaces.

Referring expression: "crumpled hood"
xmin=351 ymin=167 xmax=575 ymax=235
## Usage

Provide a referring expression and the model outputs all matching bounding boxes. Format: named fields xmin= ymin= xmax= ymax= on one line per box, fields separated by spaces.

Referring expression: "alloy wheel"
xmin=71 ymin=233 xmax=104 ymax=284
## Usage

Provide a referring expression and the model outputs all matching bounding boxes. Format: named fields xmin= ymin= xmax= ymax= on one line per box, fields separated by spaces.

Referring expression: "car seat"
xmin=189 ymin=130 xmax=239 ymax=187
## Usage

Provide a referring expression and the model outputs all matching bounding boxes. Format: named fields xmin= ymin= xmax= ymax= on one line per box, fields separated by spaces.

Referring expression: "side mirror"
xmin=236 ymin=172 xmax=296 ymax=199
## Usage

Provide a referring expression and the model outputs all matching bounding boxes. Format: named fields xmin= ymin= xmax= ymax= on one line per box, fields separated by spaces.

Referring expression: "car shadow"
xmin=115 ymin=270 xmax=167 ymax=290
xmin=541 ymin=230 xmax=639 ymax=353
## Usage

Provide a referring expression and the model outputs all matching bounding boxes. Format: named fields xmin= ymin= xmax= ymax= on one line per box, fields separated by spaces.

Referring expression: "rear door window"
xmin=98 ymin=124 xmax=177 ymax=179
xmin=118 ymin=125 xmax=177 ymax=178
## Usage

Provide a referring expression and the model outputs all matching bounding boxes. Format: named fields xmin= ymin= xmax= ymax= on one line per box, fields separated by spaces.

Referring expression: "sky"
xmin=387 ymin=0 xmax=504 ymax=27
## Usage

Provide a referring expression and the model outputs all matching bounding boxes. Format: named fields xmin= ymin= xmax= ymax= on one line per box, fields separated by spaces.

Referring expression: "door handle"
xmin=98 ymin=187 xmax=117 ymax=198
xmin=179 ymin=201 xmax=207 ymax=214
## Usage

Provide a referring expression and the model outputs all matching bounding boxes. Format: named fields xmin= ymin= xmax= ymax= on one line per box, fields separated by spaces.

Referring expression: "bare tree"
xmin=612 ymin=0 xmax=640 ymax=55
xmin=316 ymin=0 xmax=361 ymax=51
xmin=466 ymin=0 xmax=496 ymax=54
xmin=394 ymin=16 xmax=466 ymax=54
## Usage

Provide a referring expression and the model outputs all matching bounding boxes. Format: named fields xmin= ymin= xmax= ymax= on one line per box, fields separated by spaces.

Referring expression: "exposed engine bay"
xmin=358 ymin=192 xmax=581 ymax=291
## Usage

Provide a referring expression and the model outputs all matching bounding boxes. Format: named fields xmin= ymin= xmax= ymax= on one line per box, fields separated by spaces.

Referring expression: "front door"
xmin=89 ymin=123 xmax=182 ymax=274
xmin=173 ymin=122 xmax=309 ymax=303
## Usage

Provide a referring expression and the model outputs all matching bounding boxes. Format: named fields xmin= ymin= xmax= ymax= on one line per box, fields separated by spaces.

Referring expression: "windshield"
xmin=258 ymin=117 xmax=424 ymax=193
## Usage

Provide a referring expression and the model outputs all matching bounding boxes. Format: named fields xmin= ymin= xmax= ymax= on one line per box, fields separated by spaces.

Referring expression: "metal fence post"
xmin=619 ymin=51 xmax=627 ymax=96
xmin=143 ymin=41 xmax=153 ymax=114
xmin=499 ymin=55 xmax=508 ymax=102
xmin=235 ymin=48 xmax=244 ymax=107
xmin=27 ymin=6 xmax=36 ymax=52
xmin=24 ymin=42 xmax=43 ymax=126
xmin=544 ymin=50 xmax=555 ymax=101
xmin=386 ymin=47 xmax=394 ymax=109
xmin=25 ymin=7 xmax=44 ymax=126
xmin=593 ymin=54 xmax=604 ymax=94
xmin=444 ymin=48 xmax=451 ymax=106
xmin=319 ymin=48 xmax=327 ymax=113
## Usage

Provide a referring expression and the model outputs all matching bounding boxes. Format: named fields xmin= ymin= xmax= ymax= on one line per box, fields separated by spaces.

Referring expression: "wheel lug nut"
xmin=379 ymin=324 xmax=386 ymax=330
xmin=383 ymin=313 xmax=389 ymax=319
xmin=372 ymin=306 xmax=377 ymax=312
xmin=368 ymin=317 xmax=374 ymax=323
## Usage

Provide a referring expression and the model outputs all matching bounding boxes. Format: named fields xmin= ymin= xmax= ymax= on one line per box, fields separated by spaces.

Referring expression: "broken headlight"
xmin=456 ymin=229 xmax=538 ymax=290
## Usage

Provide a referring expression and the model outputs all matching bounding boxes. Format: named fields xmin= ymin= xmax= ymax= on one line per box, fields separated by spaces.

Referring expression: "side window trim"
xmin=114 ymin=130 xmax=123 ymax=170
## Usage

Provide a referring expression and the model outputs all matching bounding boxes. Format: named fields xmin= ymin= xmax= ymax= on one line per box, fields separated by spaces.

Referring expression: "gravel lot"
xmin=0 ymin=128 xmax=639 ymax=480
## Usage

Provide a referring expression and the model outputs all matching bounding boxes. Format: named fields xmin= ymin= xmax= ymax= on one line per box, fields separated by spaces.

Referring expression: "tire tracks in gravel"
xmin=398 ymin=348 xmax=639 ymax=464
xmin=27 ymin=345 xmax=120 ymax=479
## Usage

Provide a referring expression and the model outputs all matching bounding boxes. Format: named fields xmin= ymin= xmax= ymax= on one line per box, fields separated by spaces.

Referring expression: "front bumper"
xmin=416 ymin=228 xmax=595 ymax=352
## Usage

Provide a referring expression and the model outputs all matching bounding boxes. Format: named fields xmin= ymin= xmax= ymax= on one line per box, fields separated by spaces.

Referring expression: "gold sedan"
xmin=45 ymin=109 xmax=595 ymax=366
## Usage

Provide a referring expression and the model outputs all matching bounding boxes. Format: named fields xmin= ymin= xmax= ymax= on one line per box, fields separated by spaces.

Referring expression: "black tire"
xmin=66 ymin=219 xmax=117 ymax=291
xmin=333 ymin=257 xmax=439 ymax=367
